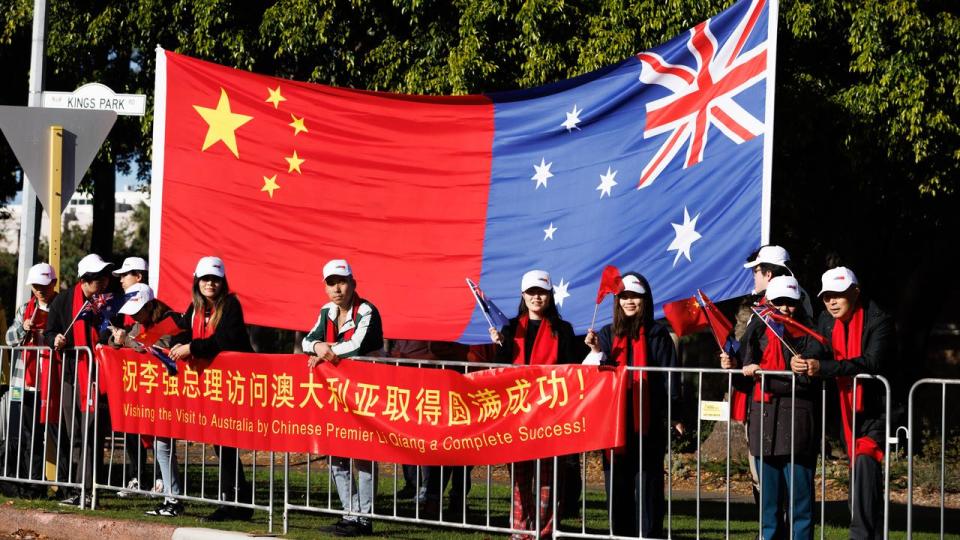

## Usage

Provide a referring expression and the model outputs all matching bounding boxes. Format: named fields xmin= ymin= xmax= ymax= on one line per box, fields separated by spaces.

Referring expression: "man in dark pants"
xmin=44 ymin=254 xmax=114 ymax=507
xmin=796 ymin=266 xmax=894 ymax=540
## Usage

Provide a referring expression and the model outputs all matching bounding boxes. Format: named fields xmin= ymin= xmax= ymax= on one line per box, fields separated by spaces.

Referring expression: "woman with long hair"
xmin=489 ymin=270 xmax=579 ymax=540
xmin=169 ymin=256 xmax=254 ymax=522
xmin=583 ymin=272 xmax=682 ymax=538
xmin=112 ymin=284 xmax=185 ymax=517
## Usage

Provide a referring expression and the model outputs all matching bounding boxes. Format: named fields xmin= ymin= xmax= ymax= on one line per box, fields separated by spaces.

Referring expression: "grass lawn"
xmin=3 ymin=464 xmax=957 ymax=539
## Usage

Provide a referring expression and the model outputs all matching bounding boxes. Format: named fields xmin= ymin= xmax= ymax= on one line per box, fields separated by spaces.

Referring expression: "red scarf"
xmin=20 ymin=297 xmax=49 ymax=386
xmin=512 ymin=314 xmax=558 ymax=365
xmin=753 ymin=326 xmax=786 ymax=403
xmin=191 ymin=304 xmax=216 ymax=339
xmin=832 ymin=306 xmax=884 ymax=464
xmin=325 ymin=296 xmax=362 ymax=344
xmin=69 ymin=284 xmax=99 ymax=413
xmin=23 ymin=297 xmax=60 ymax=424
xmin=611 ymin=329 xmax=650 ymax=434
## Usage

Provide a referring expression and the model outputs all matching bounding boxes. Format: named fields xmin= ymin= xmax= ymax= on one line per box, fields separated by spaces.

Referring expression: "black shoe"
xmin=202 ymin=505 xmax=235 ymax=522
xmin=145 ymin=500 xmax=184 ymax=517
xmin=333 ymin=518 xmax=372 ymax=537
xmin=395 ymin=484 xmax=417 ymax=499
xmin=58 ymin=493 xmax=91 ymax=507
xmin=322 ymin=518 xmax=353 ymax=533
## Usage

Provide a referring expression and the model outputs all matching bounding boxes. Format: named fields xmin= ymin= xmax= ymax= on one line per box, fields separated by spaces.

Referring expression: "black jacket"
xmin=170 ymin=295 xmax=253 ymax=358
xmin=594 ymin=321 xmax=682 ymax=431
xmin=815 ymin=300 xmax=895 ymax=444
xmin=495 ymin=316 xmax=580 ymax=365
xmin=738 ymin=316 xmax=828 ymax=458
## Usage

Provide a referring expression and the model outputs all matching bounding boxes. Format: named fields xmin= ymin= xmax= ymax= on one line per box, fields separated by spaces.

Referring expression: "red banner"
xmin=96 ymin=348 xmax=627 ymax=465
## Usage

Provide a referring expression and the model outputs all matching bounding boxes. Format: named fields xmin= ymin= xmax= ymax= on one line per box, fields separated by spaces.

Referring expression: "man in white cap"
xmin=3 ymin=263 xmax=59 ymax=494
xmin=302 ymin=259 xmax=383 ymax=536
xmin=44 ymin=253 xmax=114 ymax=507
xmin=742 ymin=244 xmax=813 ymax=317
xmin=793 ymin=266 xmax=894 ymax=540
xmin=112 ymin=256 xmax=147 ymax=290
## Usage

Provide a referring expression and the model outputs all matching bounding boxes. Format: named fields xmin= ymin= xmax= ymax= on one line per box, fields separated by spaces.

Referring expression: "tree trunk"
xmin=90 ymin=156 xmax=115 ymax=258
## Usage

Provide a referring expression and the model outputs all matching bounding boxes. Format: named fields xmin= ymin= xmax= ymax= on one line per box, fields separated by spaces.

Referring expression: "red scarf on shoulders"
xmin=753 ymin=326 xmax=786 ymax=403
xmin=832 ymin=306 xmax=883 ymax=464
xmin=192 ymin=304 xmax=215 ymax=339
xmin=23 ymin=297 xmax=60 ymax=423
xmin=325 ymin=295 xmax=362 ymax=343
xmin=512 ymin=314 xmax=558 ymax=365
xmin=69 ymin=284 xmax=99 ymax=412
xmin=610 ymin=328 xmax=649 ymax=434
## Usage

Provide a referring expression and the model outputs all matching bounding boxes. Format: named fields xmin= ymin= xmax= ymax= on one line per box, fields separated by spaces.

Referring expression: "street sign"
xmin=42 ymin=82 xmax=146 ymax=116
xmin=0 ymin=106 xmax=117 ymax=214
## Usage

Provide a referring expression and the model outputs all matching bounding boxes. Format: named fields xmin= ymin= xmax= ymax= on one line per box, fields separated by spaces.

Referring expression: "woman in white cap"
xmin=112 ymin=284 xmax=185 ymax=518
xmin=488 ymin=269 xmax=577 ymax=540
xmin=793 ymin=266 xmax=894 ymax=540
xmin=583 ymin=272 xmax=680 ymax=538
xmin=169 ymin=256 xmax=254 ymax=522
xmin=4 ymin=262 xmax=59 ymax=494
xmin=736 ymin=275 xmax=827 ymax=540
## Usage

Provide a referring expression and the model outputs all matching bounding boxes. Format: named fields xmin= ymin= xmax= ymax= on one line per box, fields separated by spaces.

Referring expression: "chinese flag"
xmin=152 ymin=50 xmax=492 ymax=340
xmin=663 ymin=296 xmax=707 ymax=337
xmin=595 ymin=265 xmax=624 ymax=304
xmin=697 ymin=289 xmax=734 ymax=349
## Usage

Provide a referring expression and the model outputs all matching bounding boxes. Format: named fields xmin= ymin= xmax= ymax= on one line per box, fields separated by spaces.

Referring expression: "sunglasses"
xmin=769 ymin=298 xmax=799 ymax=308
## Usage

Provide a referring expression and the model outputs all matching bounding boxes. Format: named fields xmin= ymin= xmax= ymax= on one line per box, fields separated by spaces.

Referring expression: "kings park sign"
xmin=42 ymin=82 xmax=146 ymax=116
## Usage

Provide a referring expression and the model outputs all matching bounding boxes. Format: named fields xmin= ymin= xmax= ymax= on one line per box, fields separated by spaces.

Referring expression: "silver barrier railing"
xmin=1 ymin=346 xmax=96 ymax=508
xmin=88 ymin=351 xmax=277 ymax=531
xmin=0 ymin=346 xmax=909 ymax=538
xmin=906 ymin=378 xmax=960 ymax=539
xmin=281 ymin=355 xmax=540 ymax=537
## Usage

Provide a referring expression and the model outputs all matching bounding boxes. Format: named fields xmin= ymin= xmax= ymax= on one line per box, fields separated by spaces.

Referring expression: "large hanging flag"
xmin=150 ymin=0 xmax=776 ymax=343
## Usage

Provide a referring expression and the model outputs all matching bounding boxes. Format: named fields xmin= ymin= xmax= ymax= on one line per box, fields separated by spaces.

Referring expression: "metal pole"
xmin=15 ymin=0 xmax=48 ymax=309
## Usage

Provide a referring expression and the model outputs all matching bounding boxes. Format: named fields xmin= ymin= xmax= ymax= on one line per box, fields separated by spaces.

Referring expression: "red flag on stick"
xmin=760 ymin=306 xmax=829 ymax=345
xmin=663 ymin=296 xmax=707 ymax=336
xmin=697 ymin=289 xmax=734 ymax=350
xmin=595 ymin=265 xmax=624 ymax=304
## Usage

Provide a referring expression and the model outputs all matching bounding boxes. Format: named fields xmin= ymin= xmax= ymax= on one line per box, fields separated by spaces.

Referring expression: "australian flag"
xmin=459 ymin=0 xmax=774 ymax=341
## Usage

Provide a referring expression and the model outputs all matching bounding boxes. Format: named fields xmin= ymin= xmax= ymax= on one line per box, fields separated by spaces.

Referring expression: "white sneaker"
xmin=152 ymin=479 xmax=165 ymax=494
xmin=117 ymin=478 xmax=140 ymax=498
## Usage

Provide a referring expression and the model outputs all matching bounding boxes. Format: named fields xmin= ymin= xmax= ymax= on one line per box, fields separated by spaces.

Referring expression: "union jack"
xmin=637 ymin=0 xmax=769 ymax=188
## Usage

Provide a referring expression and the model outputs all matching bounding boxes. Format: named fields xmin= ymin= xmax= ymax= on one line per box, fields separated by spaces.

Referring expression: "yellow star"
xmin=261 ymin=175 xmax=280 ymax=198
xmin=265 ymin=85 xmax=286 ymax=109
xmin=192 ymin=88 xmax=253 ymax=158
xmin=285 ymin=150 xmax=305 ymax=174
xmin=289 ymin=114 xmax=308 ymax=136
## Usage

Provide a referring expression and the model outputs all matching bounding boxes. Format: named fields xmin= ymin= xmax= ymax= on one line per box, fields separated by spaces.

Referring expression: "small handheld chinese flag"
xmin=697 ymin=289 xmax=736 ymax=352
xmin=663 ymin=296 xmax=707 ymax=337
xmin=137 ymin=317 xmax=183 ymax=348
xmin=595 ymin=265 xmax=624 ymax=304
xmin=590 ymin=265 xmax=624 ymax=329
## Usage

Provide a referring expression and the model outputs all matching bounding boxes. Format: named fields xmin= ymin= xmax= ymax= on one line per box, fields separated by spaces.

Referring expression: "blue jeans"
xmin=154 ymin=438 xmax=181 ymax=501
xmin=755 ymin=456 xmax=814 ymax=540
xmin=331 ymin=457 xmax=376 ymax=520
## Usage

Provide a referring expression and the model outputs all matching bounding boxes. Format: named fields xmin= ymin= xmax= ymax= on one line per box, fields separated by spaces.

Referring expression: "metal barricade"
xmin=1 ymin=346 xmax=96 ymax=507
xmin=89 ymin=350 xmax=277 ymax=531
xmin=282 ymin=355 xmax=542 ymax=537
xmin=906 ymin=378 xmax=960 ymax=539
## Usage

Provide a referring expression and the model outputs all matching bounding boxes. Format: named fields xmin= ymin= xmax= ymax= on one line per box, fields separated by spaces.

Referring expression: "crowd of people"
xmin=0 ymin=245 xmax=895 ymax=540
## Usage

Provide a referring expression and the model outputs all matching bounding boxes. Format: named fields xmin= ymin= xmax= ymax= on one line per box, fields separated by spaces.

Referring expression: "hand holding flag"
xmin=466 ymin=278 xmax=509 ymax=345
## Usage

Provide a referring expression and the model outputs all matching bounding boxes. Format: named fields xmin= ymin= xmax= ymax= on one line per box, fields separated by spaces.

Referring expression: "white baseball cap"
xmin=118 ymin=283 xmax=155 ymax=315
xmin=323 ymin=259 xmax=352 ymax=280
xmin=77 ymin=254 xmax=112 ymax=277
xmin=621 ymin=274 xmax=647 ymax=295
xmin=194 ymin=256 xmax=225 ymax=278
xmin=521 ymin=270 xmax=552 ymax=292
xmin=818 ymin=266 xmax=858 ymax=297
xmin=743 ymin=245 xmax=792 ymax=272
xmin=766 ymin=276 xmax=801 ymax=301
xmin=113 ymin=256 xmax=147 ymax=276
xmin=26 ymin=263 xmax=56 ymax=286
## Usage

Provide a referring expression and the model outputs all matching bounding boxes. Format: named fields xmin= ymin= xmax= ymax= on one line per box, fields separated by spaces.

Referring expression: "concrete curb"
xmin=0 ymin=506 xmax=276 ymax=540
